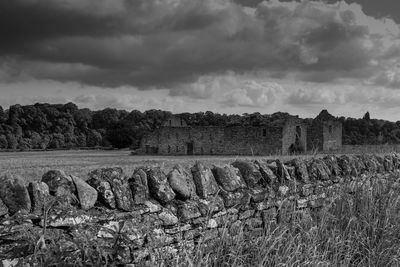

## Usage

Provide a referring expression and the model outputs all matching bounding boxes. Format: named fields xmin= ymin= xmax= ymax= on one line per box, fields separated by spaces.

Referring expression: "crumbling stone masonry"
xmin=307 ymin=110 xmax=343 ymax=152
xmin=0 ymin=153 xmax=399 ymax=265
xmin=140 ymin=116 xmax=308 ymax=155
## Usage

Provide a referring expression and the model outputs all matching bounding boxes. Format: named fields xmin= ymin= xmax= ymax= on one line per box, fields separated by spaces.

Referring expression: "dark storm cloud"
xmin=0 ymin=0 xmax=398 ymax=89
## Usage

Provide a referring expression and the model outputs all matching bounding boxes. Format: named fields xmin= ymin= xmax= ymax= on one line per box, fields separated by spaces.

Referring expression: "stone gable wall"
xmin=282 ymin=119 xmax=307 ymax=153
xmin=307 ymin=120 xmax=342 ymax=152
xmin=307 ymin=123 xmax=324 ymax=151
xmin=322 ymin=121 xmax=342 ymax=151
xmin=1 ymin=153 xmax=399 ymax=265
xmin=162 ymin=116 xmax=187 ymax=127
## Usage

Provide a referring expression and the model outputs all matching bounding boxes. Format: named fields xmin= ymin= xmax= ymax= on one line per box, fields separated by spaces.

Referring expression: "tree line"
xmin=0 ymin=103 xmax=396 ymax=150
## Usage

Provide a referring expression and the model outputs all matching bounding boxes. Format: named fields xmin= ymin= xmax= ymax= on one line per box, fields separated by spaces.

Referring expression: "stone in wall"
xmin=197 ymin=196 xmax=225 ymax=216
xmin=191 ymin=162 xmax=219 ymax=199
xmin=291 ymin=158 xmax=310 ymax=183
xmin=146 ymin=167 xmax=176 ymax=204
xmin=88 ymin=167 xmax=135 ymax=211
xmin=177 ymin=200 xmax=202 ymax=221
xmin=231 ymin=161 xmax=265 ymax=188
xmin=254 ymin=160 xmax=278 ymax=185
xmin=337 ymin=155 xmax=352 ymax=176
xmin=27 ymin=181 xmax=50 ymax=215
xmin=0 ymin=174 xmax=31 ymax=215
xmin=361 ymin=155 xmax=377 ymax=173
xmin=383 ymin=155 xmax=394 ymax=172
xmin=308 ymin=159 xmax=330 ymax=181
xmin=249 ymin=187 xmax=273 ymax=203
xmin=323 ymin=155 xmax=341 ymax=176
xmin=0 ymin=198 xmax=8 ymax=216
xmin=352 ymin=155 xmax=367 ymax=174
xmin=87 ymin=170 xmax=117 ymax=209
xmin=276 ymin=160 xmax=291 ymax=182
xmin=338 ymin=155 xmax=360 ymax=176
xmin=373 ymin=155 xmax=385 ymax=173
xmin=71 ymin=175 xmax=98 ymax=210
xmin=158 ymin=209 xmax=179 ymax=226
xmin=392 ymin=153 xmax=400 ymax=169
xmin=129 ymin=168 xmax=149 ymax=204
xmin=277 ymin=199 xmax=295 ymax=224
xmin=168 ymin=165 xmax=197 ymax=200
xmin=212 ymin=165 xmax=247 ymax=192
xmin=42 ymin=170 xmax=77 ymax=206
xmin=219 ymin=188 xmax=251 ymax=208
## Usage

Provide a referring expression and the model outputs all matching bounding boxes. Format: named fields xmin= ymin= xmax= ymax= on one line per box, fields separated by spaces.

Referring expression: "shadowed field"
xmin=0 ymin=150 xmax=310 ymax=182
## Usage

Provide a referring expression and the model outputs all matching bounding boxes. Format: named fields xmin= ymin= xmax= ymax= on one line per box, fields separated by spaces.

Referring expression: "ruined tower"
xmin=307 ymin=110 xmax=342 ymax=152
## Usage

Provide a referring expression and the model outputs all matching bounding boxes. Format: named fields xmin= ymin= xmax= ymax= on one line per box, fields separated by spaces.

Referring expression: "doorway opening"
xmin=187 ymin=142 xmax=194 ymax=155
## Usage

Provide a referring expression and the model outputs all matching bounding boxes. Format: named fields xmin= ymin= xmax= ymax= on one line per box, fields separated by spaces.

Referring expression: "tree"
xmin=49 ymin=133 xmax=65 ymax=149
xmin=0 ymin=106 xmax=5 ymax=123
xmin=91 ymin=108 xmax=122 ymax=129
xmin=0 ymin=135 xmax=8 ymax=149
xmin=87 ymin=130 xmax=102 ymax=147
xmin=6 ymin=134 xmax=18 ymax=149
xmin=363 ymin=112 xmax=370 ymax=121
xmin=76 ymin=133 xmax=87 ymax=147
xmin=106 ymin=122 xmax=137 ymax=149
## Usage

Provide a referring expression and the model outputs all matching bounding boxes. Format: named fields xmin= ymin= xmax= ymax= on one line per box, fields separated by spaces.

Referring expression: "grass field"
xmin=0 ymin=150 xmax=306 ymax=183
xmin=0 ymin=147 xmax=398 ymax=183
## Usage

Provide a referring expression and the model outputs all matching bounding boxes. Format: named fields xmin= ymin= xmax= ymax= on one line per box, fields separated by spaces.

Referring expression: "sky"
xmin=1 ymin=0 xmax=400 ymax=120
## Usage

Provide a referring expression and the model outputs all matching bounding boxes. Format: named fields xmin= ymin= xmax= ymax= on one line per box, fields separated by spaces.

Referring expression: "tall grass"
xmin=172 ymin=173 xmax=400 ymax=267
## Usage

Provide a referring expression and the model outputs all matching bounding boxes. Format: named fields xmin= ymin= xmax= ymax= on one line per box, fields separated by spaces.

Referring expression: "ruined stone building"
xmin=138 ymin=110 xmax=342 ymax=156
xmin=307 ymin=110 xmax=342 ymax=152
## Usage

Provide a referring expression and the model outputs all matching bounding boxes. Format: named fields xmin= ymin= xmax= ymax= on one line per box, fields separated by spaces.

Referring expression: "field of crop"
xmin=0 ymin=150 xmax=308 ymax=182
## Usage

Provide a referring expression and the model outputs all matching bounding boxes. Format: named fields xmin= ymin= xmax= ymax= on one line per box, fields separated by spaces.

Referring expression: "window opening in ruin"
xmin=168 ymin=145 xmax=171 ymax=153
xmin=169 ymin=120 xmax=172 ymax=126
xmin=176 ymin=133 xmax=179 ymax=140
xmin=262 ymin=129 xmax=267 ymax=137
xmin=201 ymin=147 xmax=204 ymax=154
xmin=329 ymin=125 xmax=333 ymax=134
xmin=180 ymin=118 xmax=182 ymax=126
xmin=210 ymin=148 xmax=214 ymax=155
xmin=176 ymin=145 xmax=179 ymax=152
xmin=187 ymin=142 xmax=194 ymax=155
xmin=296 ymin=126 xmax=301 ymax=138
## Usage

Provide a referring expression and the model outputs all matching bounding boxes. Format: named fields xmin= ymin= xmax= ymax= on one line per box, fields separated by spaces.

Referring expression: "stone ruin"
xmin=139 ymin=111 xmax=342 ymax=156
xmin=0 ymin=153 xmax=400 ymax=265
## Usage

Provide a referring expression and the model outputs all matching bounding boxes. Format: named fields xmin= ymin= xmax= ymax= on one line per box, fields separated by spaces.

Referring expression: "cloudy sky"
xmin=1 ymin=0 xmax=400 ymax=120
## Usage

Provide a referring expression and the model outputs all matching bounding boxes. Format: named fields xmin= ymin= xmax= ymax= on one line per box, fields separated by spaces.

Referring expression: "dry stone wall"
xmin=1 ymin=153 xmax=400 ymax=265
